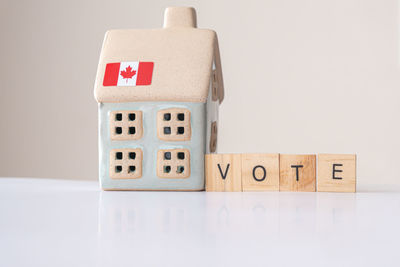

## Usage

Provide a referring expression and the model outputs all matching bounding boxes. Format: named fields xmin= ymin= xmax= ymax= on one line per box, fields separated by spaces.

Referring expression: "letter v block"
xmin=317 ymin=154 xmax=356 ymax=192
xmin=241 ymin=154 xmax=279 ymax=191
xmin=205 ymin=154 xmax=242 ymax=191
xmin=280 ymin=154 xmax=316 ymax=192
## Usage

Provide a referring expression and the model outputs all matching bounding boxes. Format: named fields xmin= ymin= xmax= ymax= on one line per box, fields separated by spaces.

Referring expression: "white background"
xmin=1 ymin=0 xmax=399 ymax=186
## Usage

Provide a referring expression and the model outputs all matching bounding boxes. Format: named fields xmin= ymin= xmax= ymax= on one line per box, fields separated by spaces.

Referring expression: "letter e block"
xmin=205 ymin=154 xmax=242 ymax=192
xmin=280 ymin=154 xmax=316 ymax=192
xmin=241 ymin=154 xmax=279 ymax=191
xmin=317 ymin=154 xmax=356 ymax=192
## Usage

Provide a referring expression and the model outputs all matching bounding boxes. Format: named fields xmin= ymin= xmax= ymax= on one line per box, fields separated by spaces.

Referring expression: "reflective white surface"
xmin=1 ymin=178 xmax=400 ymax=267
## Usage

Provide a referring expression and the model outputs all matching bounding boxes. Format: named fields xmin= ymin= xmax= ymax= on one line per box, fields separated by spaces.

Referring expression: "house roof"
xmin=94 ymin=7 xmax=224 ymax=104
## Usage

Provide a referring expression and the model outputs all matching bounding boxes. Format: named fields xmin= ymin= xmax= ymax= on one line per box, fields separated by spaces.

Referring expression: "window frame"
xmin=109 ymin=148 xmax=143 ymax=179
xmin=156 ymin=148 xmax=190 ymax=178
xmin=109 ymin=110 xmax=143 ymax=141
xmin=156 ymin=108 xmax=191 ymax=141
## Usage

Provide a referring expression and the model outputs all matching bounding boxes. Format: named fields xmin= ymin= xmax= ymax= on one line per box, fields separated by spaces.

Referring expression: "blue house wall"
xmin=99 ymin=101 xmax=206 ymax=190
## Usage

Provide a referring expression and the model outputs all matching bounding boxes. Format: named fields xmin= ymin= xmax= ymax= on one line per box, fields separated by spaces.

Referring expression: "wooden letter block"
xmin=317 ymin=154 xmax=356 ymax=192
xmin=280 ymin=154 xmax=316 ymax=192
xmin=241 ymin=154 xmax=279 ymax=191
xmin=205 ymin=154 xmax=242 ymax=191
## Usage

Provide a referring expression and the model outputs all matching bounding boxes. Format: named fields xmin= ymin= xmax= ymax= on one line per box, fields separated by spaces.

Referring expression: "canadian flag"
xmin=103 ymin=61 xmax=154 ymax=86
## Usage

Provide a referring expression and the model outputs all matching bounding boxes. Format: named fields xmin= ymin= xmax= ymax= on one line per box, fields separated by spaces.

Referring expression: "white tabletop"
xmin=1 ymin=178 xmax=400 ymax=267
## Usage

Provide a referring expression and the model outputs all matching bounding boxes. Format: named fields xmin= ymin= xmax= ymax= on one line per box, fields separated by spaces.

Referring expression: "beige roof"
xmin=94 ymin=7 xmax=224 ymax=103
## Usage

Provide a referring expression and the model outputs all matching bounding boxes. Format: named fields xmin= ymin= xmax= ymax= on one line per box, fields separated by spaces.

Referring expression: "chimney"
xmin=163 ymin=7 xmax=197 ymax=28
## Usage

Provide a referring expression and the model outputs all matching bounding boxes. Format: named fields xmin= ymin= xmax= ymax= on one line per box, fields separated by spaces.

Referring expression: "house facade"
xmin=94 ymin=7 xmax=224 ymax=190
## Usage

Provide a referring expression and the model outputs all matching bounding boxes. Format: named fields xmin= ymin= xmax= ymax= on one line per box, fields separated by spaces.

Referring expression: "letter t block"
xmin=205 ymin=154 xmax=242 ymax=191
xmin=279 ymin=154 xmax=316 ymax=192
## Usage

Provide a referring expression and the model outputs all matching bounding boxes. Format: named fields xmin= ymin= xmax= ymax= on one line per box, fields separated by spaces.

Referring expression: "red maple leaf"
xmin=120 ymin=65 xmax=136 ymax=81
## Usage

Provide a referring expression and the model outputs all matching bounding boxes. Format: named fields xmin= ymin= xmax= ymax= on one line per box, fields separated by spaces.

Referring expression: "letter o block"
xmin=241 ymin=154 xmax=279 ymax=191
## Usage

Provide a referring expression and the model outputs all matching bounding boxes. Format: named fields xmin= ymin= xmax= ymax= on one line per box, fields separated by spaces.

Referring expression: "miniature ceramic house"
xmin=94 ymin=7 xmax=224 ymax=190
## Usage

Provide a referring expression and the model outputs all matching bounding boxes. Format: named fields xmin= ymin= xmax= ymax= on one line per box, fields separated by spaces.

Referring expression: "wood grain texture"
xmin=241 ymin=153 xmax=279 ymax=191
xmin=280 ymin=154 xmax=316 ymax=192
xmin=205 ymin=154 xmax=242 ymax=191
xmin=317 ymin=154 xmax=356 ymax=192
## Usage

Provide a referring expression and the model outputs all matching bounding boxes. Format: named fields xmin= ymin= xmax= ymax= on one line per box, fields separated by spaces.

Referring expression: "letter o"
xmin=252 ymin=165 xmax=266 ymax=182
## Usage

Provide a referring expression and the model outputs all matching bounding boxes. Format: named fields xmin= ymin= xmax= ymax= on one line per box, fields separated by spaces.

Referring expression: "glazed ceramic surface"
xmin=99 ymin=102 xmax=207 ymax=190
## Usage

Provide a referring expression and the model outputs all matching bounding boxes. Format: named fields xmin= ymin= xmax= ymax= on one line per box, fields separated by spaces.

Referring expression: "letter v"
xmin=217 ymin=164 xmax=230 ymax=180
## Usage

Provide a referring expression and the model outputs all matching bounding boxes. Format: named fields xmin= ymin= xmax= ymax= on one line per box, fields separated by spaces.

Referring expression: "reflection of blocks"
xmin=109 ymin=148 xmax=143 ymax=179
xmin=317 ymin=154 xmax=356 ymax=192
xmin=109 ymin=110 xmax=143 ymax=140
xmin=279 ymin=154 xmax=316 ymax=192
xmin=157 ymin=108 xmax=191 ymax=141
xmin=205 ymin=154 xmax=242 ymax=191
xmin=157 ymin=149 xmax=190 ymax=178
xmin=241 ymin=153 xmax=279 ymax=191
xmin=209 ymin=121 xmax=218 ymax=152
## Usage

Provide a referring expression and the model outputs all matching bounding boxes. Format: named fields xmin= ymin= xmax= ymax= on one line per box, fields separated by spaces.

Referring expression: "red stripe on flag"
xmin=103 ymin=63 xmax=120 ymax=86
xmin=136 ymin=62 xmax=154 ymax=85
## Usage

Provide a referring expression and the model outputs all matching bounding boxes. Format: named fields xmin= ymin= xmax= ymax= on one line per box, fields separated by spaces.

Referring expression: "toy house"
xmin=94 ymin=7 xmax=224 ymax=190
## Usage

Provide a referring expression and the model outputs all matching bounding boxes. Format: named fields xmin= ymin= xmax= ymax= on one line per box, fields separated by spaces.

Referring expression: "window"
xmin=110 ymin=111 xmax=143 ymax=140
xmin=157 ymin=149 xmax=190 ymax=178
xmin=157 ymin=108 xmax=191 ymax=141
xmin=210 ymin=121 xmax=217 ymax=152
xmin=212 ymin=69 xmax=219 ymax=101
xmin=109 ymin=148 xmax=142 ymax=179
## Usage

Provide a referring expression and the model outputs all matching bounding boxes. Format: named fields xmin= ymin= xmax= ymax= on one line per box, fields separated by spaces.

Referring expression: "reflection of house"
xmin=94 ymin=7 xmax=224 ymax=190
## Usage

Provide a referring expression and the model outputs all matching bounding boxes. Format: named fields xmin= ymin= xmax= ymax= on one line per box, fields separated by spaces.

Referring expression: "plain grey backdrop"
xmin=1 ymin=0 xmax=399 ymax=186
